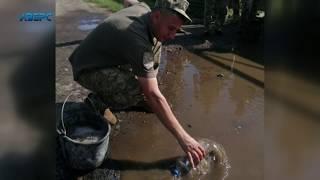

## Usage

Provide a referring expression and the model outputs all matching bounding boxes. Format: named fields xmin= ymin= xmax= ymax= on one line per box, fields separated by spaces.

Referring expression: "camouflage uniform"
xmin=204 ymin=0 xmax=227 ymax=32
xmin=69 ymin=3 xmax=160 ymax=110
xmin=228 ymin=0 xmax=240 ymax=19
xmin=240 ymin=0 xmax=259 ymax=23
xmin=239 ymin=0 xmax=260 ymax=35
xmin=77 ymin=65 xmax=144 ymax=110
xmin=69 ymin=0 xmax=191 ymax=110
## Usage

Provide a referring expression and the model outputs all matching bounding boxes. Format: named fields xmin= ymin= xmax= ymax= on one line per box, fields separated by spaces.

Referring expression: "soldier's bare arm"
xmin=137 ymin=76 xmax=205 ymax=168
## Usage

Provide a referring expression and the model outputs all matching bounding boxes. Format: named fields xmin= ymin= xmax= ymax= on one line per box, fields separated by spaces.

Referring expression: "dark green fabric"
xmin=69 ymin=2 xmax=162 ymax=80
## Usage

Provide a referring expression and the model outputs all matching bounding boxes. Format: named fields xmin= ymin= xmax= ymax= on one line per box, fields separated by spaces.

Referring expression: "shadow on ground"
xmin=166 ymin=23 xmax=264 ymax=88
xmin=168 ymin=22 xmax=264 ymax=65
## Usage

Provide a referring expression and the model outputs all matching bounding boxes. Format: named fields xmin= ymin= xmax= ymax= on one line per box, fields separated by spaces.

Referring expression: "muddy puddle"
xmin=108 ymin=46 xmax=264 ymax=180
xmin=265 ymin=71 xmax=320 ymax=180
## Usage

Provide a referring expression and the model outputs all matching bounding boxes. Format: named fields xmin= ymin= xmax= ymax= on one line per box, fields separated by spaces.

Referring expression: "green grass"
xmin=85 ymin=0 xmax=156 ymax=12
xmin=85 ymin=0 xmax=124 ymax=12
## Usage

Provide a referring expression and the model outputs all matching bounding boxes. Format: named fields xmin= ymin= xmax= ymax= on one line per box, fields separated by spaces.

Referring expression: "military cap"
xmin=154 ymin=0 xmax=192 ymax=22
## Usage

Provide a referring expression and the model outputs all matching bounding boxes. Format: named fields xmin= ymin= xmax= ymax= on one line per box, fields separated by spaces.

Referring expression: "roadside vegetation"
xmin=85 ymin=0 xmax=156 ymax=12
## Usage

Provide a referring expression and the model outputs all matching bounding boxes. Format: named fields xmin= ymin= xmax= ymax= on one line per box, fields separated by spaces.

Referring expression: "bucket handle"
xmin=58 ymin=92 xmax=99 ymax=137
xmin=58 ymin=92 xmax=73 ymax=136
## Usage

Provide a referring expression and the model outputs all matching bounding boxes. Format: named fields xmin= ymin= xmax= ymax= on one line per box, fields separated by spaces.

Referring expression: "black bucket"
xmin=56 ymin=94 xmax=111 ymax=170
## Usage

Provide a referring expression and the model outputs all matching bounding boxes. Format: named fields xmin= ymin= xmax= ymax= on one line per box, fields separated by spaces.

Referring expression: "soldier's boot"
xmin=103 ymin=108 xmax=118 ymax=125
xmin=84 ymin=93 xmax=118 ymax=125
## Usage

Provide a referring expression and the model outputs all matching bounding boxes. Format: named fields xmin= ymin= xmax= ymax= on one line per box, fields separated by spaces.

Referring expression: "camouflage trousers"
xmin=77 ymin=65 xmax=144 ymax=110
xmin=204 ymin=0 xmax=227 ymax=30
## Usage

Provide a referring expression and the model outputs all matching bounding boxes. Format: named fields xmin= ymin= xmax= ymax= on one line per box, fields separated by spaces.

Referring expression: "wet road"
xmin=265 ymin=71 xmax=320 ymax=180
xmin=108 ymin=46 xmax=264 ymax=180
xmin=55 ymin=1 xmax=264 ymax=178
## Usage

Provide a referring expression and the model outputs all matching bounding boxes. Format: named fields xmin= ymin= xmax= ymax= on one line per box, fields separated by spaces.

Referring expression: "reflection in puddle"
xmin=181 ymin=57 xmax=200 ymax=107
xmin=78 ymin=18 xmax=101 ymax=31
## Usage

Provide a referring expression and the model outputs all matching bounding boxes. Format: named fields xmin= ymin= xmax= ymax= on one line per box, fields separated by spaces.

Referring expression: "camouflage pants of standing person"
xmin=77 ymin=65 xmax=144 ymax=110
xmin=240 ymin=0 xmax=259 ymax=24
xmin=204 ymin=0 xmax=227 ymax=32
xmin=228 ymin=0 xmax=240 ymax=19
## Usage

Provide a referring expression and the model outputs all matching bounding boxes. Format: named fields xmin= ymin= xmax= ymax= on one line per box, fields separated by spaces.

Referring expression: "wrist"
xmin=175 ymin=128 xmax=190 ymax=143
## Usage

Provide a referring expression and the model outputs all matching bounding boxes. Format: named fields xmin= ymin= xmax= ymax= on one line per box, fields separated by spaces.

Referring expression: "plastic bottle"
xmin=170 ymin=156 xmax=192 ymax=178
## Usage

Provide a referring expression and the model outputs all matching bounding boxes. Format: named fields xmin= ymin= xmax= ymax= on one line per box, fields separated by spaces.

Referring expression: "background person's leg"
xmin=204 ymin=0 xmax=214 ymax=32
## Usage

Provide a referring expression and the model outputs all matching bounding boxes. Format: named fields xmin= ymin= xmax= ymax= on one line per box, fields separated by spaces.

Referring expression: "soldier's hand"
xmin=178 ymin=135 xmax=206 ymax=168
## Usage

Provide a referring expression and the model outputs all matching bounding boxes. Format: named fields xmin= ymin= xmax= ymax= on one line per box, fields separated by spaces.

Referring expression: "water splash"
xmin=171 ymin=138 xmax=231 ymax=180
